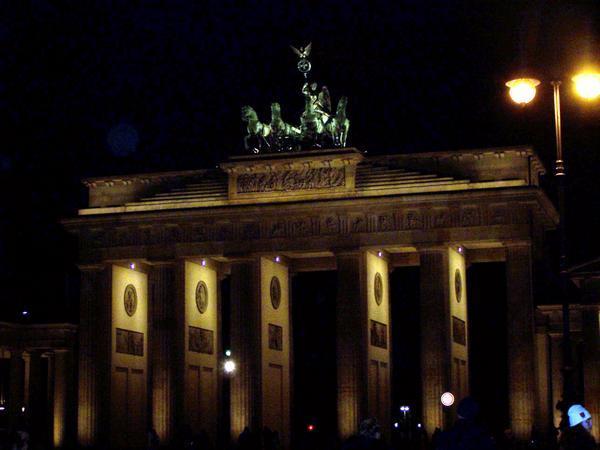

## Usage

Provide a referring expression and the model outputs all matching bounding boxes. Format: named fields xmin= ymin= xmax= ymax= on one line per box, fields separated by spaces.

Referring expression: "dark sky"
xmin=0 ymin=1 xmax=598 ymax=321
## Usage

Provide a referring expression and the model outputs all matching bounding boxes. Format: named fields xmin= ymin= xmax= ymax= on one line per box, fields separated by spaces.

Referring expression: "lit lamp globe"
xmin=224 ymin=359 xmax=236 ymax=374
xmin=440 ymin=392 xmax=455 ymax=407
xmin=505 ymin=78 xmax=540 ymax=104
xmin=572 ymin=72 xmax=600 ymax=100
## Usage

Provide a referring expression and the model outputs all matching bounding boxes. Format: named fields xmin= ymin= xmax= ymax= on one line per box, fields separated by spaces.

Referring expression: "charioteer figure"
xmin=241 ymin=43 xmax=350 ymax=153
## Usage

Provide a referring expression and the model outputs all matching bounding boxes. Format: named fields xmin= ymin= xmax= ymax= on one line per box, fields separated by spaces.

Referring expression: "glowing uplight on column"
xmin=440 ymin=392 xmax=455 ymax=407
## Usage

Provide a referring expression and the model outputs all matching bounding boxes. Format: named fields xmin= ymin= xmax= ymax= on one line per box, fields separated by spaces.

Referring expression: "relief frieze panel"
xmin=349 ymin=214 xmax=367 ymax=233
xmin=432 ymin=208 xmax=454 ymax=228
xmin=460 ymin=207 xmax=481 ymax=227
xmin=489 ymin=204 xmax=509 ymax=225
xmin=237 ymin=167 xmax=345 ymax=194
xmin=404 ymin=210 xmax=424 ymax=230
xmin=322 ymin=215 xmax=341 ymax=234
xmin=377 ymin=213 xmax=395 ymax=232
xmin=80 ymin=200 xmax=531 ymax=250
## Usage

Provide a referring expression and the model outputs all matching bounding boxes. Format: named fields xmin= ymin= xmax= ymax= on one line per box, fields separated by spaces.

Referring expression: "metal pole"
xmin=551 ymin=81 xmax=574 ymax=425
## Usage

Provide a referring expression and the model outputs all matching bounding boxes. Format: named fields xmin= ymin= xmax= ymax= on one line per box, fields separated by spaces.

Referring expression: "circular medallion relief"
xmin=124 ymin=284 xmax=138 ymax=317
xmin=374 ymin=272 xmax=383 ymax=306
xmin=270 ymin=276 xmax=281 ymax=310
xmin=195 ymin=281 xmax=209 ymax=314
xmin=454 ymin=269 xmax=462 ymax=303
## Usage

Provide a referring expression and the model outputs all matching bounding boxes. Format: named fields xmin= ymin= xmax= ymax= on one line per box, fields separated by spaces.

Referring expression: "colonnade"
xmin=0 ymin=323 xmax=76 ymax=449
xmin=76 ymin=242 xmax=538 ymax=449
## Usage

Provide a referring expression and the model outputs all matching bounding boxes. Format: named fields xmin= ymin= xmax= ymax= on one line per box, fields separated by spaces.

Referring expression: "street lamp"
xmin=506 ymin=69 xmax=600 ymax=426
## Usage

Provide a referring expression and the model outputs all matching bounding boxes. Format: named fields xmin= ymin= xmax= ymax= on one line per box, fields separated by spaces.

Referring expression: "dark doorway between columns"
xmin=219 ymin=275 xmax=231 ymax=449
xmin=389 ymin=267 xmax=423 ymax=440
xmin=467 ymin=262 xmax=509 ymax=439
xmin=291 ymin=271 xmax=337 ymax=450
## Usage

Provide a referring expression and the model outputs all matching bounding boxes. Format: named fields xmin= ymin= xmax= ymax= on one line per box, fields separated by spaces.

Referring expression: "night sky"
xmin=1 ymin=1 xmax=598 ymax=321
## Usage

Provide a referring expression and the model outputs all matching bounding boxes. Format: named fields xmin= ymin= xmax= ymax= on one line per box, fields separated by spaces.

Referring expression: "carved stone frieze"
xmin=405 ymin=210 xmax=423 ymax=230
xmin=322 ymin=215 xmax=341 ymax=234
xmin=78 ymin=200 xmax=532 ymax=250
xmin=460 ymin=207 xmax=481 ymax=227
xmin=237 ymin=167 xmax=345 ymax=193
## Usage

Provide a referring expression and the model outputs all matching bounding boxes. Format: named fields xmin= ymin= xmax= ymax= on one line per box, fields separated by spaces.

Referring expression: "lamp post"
xmin=505 ymin=71 xmax=600 ymax=426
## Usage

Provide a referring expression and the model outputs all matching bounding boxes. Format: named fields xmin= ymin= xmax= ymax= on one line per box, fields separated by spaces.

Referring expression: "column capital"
xmin=503 ymin=239 xmax=532 ymax=249
xmin=77 ymin=263 xmax=105 ymax=272
xmin=416 ymin=244 xmax=449 ymax=254
xmin=145 ymin=259 xmax=178 ymax=267
xmin=332 ymin=247 xmax=364 ymax=258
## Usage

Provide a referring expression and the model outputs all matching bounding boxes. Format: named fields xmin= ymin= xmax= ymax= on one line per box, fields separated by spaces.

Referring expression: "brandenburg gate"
xmin=64 ymin=145 xmax=558 ymax=449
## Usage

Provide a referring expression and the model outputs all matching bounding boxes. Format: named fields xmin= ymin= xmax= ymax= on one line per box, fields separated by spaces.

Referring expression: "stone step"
xmin=152 ymin=187 xmax=227 ymax=197
xmin=358 ymin=177 xmax=458 ymax=187
xmin=358 ymin=179 xmax=469 ymax=191
xmin=129 ymin=194 xmax=228 ymax=206
xmin=357 ymin=173 xmax=439 ymax=182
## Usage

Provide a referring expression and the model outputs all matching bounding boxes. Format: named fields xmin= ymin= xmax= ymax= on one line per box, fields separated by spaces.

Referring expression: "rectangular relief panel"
xmin=370 ymin=320 xmax=387 ymax=349
xmin=188 ymin=326 xmax=214 ymax=354
xmin=268 ymin=324 xmax=283 ymax=351
xmin=452 ymin=316 xmax=466 ymax=346
xmin=116 ymin=329 xmax=144 ymax=356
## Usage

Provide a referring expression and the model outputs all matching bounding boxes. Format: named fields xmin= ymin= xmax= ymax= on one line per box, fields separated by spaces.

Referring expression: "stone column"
xmin=582 ymin=306 xmax=600 ymax=441
xmin=77 ymin=264 xmax=110 ymax=447
xmin=53 ymin=349 xmax=73 ymax=448
xmin=533 ymin=329 xmax=552 ymax=437
xmin=229 ymin=261 xmax=261 ymax=440
xmin=505 ymin=243 xmax=536 ymax=440
xmin=27 ymin=351 xmax=44 ymax=440
xmin=8 ymin=349 xmax=24 ymax=428
xmin=149 ymin=262 xmax=177 ymax=444
xmin=45 ymin=353 xmax=55 ymax=447
xmin=336 ymin=252 xmax=367 ymax=439
xmin=419 ymin=248 xmax=451 ymax=435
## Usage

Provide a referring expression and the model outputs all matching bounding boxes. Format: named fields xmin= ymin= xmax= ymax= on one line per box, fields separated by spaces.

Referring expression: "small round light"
xmin=22 ymin=311 xmax=29 ymax=316
xmin=21 ymin=406 xmax=25 ymax=413
xmin=225 ymin=349 xmax=231 ymax=357
xmin=572 ymin=72 xmax=600 ymax=100
xmin=129 ymin=263 xmax=135 ymax=270
xmin=307 ymin=424 xmax=315 ymax=432
xmin=0 ymin=406 xmax=5 ymax=411
xmin=275 ymin=256 xmax=281 ymax=263
xmin=224 ymin=360 xmax=236 ymax=374
xmin=458 ymin=246 xmax=463 ymax=254
xmin=393 ymin=422 xmax=399 ymax=428
xmin=417 ymin=423 xmax=422 ymax=429
xmin=506 ymin=78 xmax=540 ymax=104
xmin=201 ymin=259 xmax=207 ymax=266
xmin=441 ymin=392 xmax=455 ymax=407
xmin=377 ymin=251 xmax=383 ymax=257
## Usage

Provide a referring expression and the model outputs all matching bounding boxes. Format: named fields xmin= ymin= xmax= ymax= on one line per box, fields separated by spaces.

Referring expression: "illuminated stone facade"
xmin=63 ymin=146 xmax=566 ymax=448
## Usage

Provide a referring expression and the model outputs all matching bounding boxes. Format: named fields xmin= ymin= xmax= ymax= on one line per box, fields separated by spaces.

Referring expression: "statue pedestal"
xmin=220 ymin=148 xmax=364 ymax=203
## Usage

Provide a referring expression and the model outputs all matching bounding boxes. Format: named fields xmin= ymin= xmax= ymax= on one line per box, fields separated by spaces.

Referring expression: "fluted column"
xmin=8 ymin=349 xmax=24 ymax=428
xmin=77 ymin=264 xmax=109 ymax=447
xmin=419 ymin=248 xmax=451 ymax=434
xmin=505 ymin=243 xmax=536 ymax=440
xmin=230 ymin=261 xmax=261 ymax=440
xmin=149 ymin=262 xmax=177 ymax=444
xmin=53 ymin=349 xmax=73 ymax=448
xmin=336 ymin=252 xmax=367 ymax=439
xmin=28 ymin=351 xmax=44 ymax=440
